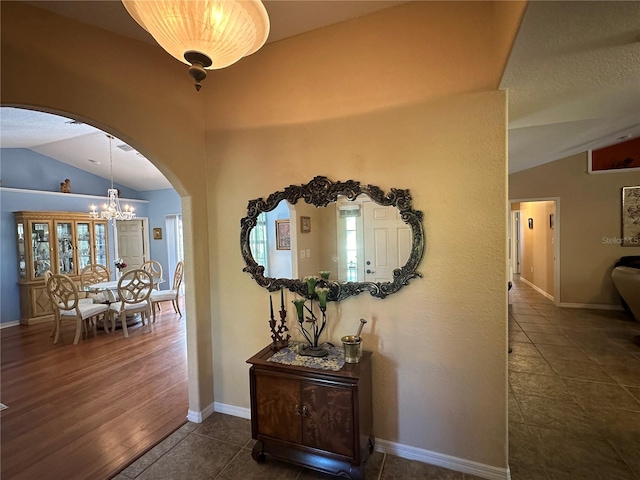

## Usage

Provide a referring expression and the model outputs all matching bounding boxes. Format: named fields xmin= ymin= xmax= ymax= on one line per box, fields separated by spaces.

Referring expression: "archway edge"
xmin=1 ymin=1 xmax=215 ymax=420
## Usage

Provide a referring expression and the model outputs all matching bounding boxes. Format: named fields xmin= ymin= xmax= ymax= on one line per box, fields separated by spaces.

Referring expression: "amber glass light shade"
xmin=122 ymin=0 xmax=270 ymax=89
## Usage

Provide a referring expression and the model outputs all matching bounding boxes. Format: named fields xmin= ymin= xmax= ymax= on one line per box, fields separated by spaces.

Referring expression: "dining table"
xmin=82 ymin=278 xmax=164 ymax=329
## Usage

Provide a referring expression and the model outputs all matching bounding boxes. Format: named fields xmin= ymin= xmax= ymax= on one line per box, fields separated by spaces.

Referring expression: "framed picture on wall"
xmin=622 ymin=186 xmax=640 ymax=246
xmin=153 ymin=228 xmax=162 ymax=240
xmin=300 ymin=216 xmax=311 ymax=233
xmin=275 ymin=220 xmax=291 ymax=250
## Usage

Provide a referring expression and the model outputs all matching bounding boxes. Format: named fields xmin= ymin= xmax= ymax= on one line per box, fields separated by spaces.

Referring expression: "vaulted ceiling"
xmin=2 ymin=1 xmax=638 ymax=190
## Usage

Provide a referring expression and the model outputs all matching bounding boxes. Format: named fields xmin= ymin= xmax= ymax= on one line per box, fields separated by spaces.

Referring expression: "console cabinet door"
xmin=301 ymin=383 xmax=354 ymax=457
xmin=255 ymin=373 xmax=301 ymax=444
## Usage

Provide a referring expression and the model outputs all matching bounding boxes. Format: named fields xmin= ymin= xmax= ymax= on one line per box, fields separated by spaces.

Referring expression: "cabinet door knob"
xmin=295 ymin=404 xmax=301 ymax=416
xmin=301 ymin=405 xmax=309 ymax=417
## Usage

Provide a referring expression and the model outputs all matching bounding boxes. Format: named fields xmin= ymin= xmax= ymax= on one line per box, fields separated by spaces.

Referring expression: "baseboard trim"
xmin=214 ymin=402 xmax=251 ymax=419
xmin=558 ymin=302 xmax=624 ymax=311
xmin=186 ymin=401 xmax=216 ymax=423
xmin=212 ymin=404 xmax=509 ymax=479
xmin=375 ymin=439 xmax=508 ymax=480
xmin=518 ymin=277 xmax=554 ymax=301
xmin=0 ymin=321 xmax=20 ymax=329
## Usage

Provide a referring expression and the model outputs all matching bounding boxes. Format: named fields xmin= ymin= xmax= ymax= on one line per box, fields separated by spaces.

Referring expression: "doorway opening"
xmin=510 ymin=198 xmax=560 ymax=304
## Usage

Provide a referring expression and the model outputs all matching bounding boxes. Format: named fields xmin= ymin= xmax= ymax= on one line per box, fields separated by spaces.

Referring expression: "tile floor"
xmin=508 ymin=276 xmax=640 ymax=480
xmin=113 ymin=276 xmax=640 ymax=480
xmin=112 ymin=412 xmax=485 ymax=480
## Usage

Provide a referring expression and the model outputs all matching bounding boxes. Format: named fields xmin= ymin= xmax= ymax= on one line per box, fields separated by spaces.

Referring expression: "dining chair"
xmin=44 ymin=270 xmax=58 ymax=338
xmin=150 ymin=261 xmax=184 ymax=323
xmin=108 ymin=268 xmax=153 ymax=338
xmin=80 ymin=263 xmax=110 ymax=288
xmin=141 ymin=260 xmax=163 ymax=290
xmin=46 ymin=273 xmax=109 ymax=345
xmin=80 ymin=263 xmax=113 ymax=308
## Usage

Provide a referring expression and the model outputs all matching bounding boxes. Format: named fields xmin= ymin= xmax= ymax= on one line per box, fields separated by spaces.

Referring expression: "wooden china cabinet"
xmin=13 ymin=211 xmax=110 ymax=325
xmin=247 ymin=345 xmax=374 ymax=479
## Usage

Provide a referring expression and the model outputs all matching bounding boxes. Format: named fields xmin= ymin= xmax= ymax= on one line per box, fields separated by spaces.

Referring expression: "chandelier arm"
xmin=88 ymin=134 xmax=136 ymax=224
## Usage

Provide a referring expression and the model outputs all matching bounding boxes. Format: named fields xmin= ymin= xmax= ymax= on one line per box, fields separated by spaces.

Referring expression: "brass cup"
xmin=341 ymin=335 xmax=362 ymax=364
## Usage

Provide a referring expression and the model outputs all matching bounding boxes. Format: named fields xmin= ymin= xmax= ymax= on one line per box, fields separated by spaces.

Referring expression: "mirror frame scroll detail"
xmin=240 ymin=176 xmax=425 ymax=301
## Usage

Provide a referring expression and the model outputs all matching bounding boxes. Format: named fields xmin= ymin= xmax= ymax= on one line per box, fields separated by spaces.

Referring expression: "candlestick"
xmin=280 ymin=287 xmax=285 ymax=311
xmin=270 ymin=295 xmax=274 ymax=318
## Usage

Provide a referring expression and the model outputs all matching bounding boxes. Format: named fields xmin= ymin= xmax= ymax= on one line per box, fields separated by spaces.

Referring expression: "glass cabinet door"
xmin=17 ymin=222 xmax=26 ymax=278
xmin=31 ymin=221 xmax=52 ymax=279
xmin=94 ymin=222 xmax=108 ymax=266
xmin=56 ymin=221 xmax=75 ymax=275
xmin=76 ymin=222 xmax=92 ymax=271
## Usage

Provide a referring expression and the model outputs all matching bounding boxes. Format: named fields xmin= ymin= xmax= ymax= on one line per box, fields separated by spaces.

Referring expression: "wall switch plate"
xmin=300 ymin=250 xmax=306 ymax=259
xmin=306 ymin=249 xmax=311 ymax=258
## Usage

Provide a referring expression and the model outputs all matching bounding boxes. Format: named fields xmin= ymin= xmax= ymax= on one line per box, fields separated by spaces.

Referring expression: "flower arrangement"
xmin=114 ymin=258 xmax=127 ymax=271
xmin=292 ymin=272 xmax=332 ymax=357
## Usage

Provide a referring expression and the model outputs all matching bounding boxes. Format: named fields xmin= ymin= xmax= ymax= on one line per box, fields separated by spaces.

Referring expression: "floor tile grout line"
xmin=376 ymin=452 xmax=386 ymax=480
xmin=605 ymin=438 xmax=640 ymax=480
xmin=212 ymin=442 xmax=248 ymax=480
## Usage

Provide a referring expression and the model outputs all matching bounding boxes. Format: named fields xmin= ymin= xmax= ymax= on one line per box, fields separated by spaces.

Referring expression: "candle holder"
xmin=269 ymin=307 xmax=290 ymax=351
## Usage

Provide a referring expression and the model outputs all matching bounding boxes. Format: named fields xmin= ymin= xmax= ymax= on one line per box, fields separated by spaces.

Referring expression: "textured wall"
xmin=0 ymin=0 xmax=526 ymax=472
xmin=510 ymin=152 xmax=640 ymax=305
xmin=203 ymin=1 xmax=520 ymax=468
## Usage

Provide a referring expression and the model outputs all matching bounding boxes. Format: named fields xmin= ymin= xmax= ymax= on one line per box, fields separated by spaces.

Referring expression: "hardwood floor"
xmin=1 ymin=300 xmax=188 ymax=480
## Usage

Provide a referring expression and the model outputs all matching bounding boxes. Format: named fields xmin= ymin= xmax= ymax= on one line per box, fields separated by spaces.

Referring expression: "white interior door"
xmin=512 ymin=210 xmax=521 ymax=274
xmin=116 ymin=219 xmax=145 ymax=272
xmin=363 ymin=201 xmax=411 ymax=282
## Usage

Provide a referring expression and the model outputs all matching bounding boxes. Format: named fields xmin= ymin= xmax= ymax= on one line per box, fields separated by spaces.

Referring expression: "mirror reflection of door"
xmin=116 ymin=219 xmax=145 ymax=274
xmin=362 ymin=201 xmax=411 ymax=283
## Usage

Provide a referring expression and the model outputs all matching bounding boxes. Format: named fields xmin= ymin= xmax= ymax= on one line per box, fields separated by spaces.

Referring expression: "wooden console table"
xmin=247 ymin=345 xmax=374 ymax=479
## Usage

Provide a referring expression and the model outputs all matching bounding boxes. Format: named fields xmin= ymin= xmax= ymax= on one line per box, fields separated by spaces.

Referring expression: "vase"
xmin=298 ymin=345 xmax=328 ymax=357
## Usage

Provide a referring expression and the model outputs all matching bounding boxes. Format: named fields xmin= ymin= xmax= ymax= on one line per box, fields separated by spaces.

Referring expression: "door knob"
xmin=366 ymin=269 xmax=375 ymax=274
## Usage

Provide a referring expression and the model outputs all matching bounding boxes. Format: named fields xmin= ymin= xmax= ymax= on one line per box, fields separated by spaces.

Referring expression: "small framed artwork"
xmin=275 ymin=220 xmax=291 ymax=250
xmin=622 ymin=186 xmax=640 ymax=246
xmin=528 ymin=218 xmax=534 ymax=229
xmin=549 ymin=214 xmax=555 ymax=229
xmin=300 ymin=216 xmax=311 ymax=233
xmin=153 ymin=228 xmax=163 ymax=240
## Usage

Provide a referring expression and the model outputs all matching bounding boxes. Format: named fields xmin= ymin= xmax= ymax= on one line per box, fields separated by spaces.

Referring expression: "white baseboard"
xmin=186 ymin=401 xmax=216 ymax=423
xmin=518 ymin=277 xmax=554 ymax=301
xmin=212 ymin=403 xmax=509 ymax=479
xmin=0 ymin=321 xmax=20 ymax=329
xmin=213 ymin=402 xmax=251 ymax=419
xmin=559 ymin=302 xmax=624 ymax=311
xmin=375 ymin=439 xmax=509 ymax=480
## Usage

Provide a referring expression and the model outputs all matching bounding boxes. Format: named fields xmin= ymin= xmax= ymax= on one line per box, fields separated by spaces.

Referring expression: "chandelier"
xmin=89 ymin=135 xmax=135 ymax=224
xmin=121 ymin=0 xmax=270 ymax=91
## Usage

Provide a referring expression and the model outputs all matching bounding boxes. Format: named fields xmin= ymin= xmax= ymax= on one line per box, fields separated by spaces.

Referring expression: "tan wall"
xmin=510 ymin=152 xmax=640 ymax=305
xmin=519 ymin=201 xmax=555 ymax=297
xmin=2 ymin=0 xmax=527 ymax=471
xmin=205 ymin=1 xmax=524 ymax=468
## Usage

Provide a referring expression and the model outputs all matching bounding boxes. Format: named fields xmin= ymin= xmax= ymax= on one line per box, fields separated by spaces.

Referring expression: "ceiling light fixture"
xmin=121 ymin=0 xmax=270 ymax=91
xmin=89 ymin=134 xmax=135 ymax=224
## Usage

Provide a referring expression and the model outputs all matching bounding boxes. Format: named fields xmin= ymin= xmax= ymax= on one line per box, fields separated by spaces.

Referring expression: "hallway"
xmin=508 ymin=276 xmax=640 ymax=479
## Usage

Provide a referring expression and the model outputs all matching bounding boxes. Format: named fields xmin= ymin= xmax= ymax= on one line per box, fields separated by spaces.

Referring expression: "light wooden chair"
xmin=80 ymin=263 xmax=113 ymax=317
xmin=150 ymin=261 xmax=184 ymax=323
xmin=46 ymin=274 xmax=109 ymax=345
xmin=80 ymin=263 xmax=110 ymax=289
xmin=108 ymin=269 xmax=153 ymax=338
xmin=44 ymin=270 xmax=58 ymax=338
xmin=141 ymin=260 xmax=163 ymax=290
